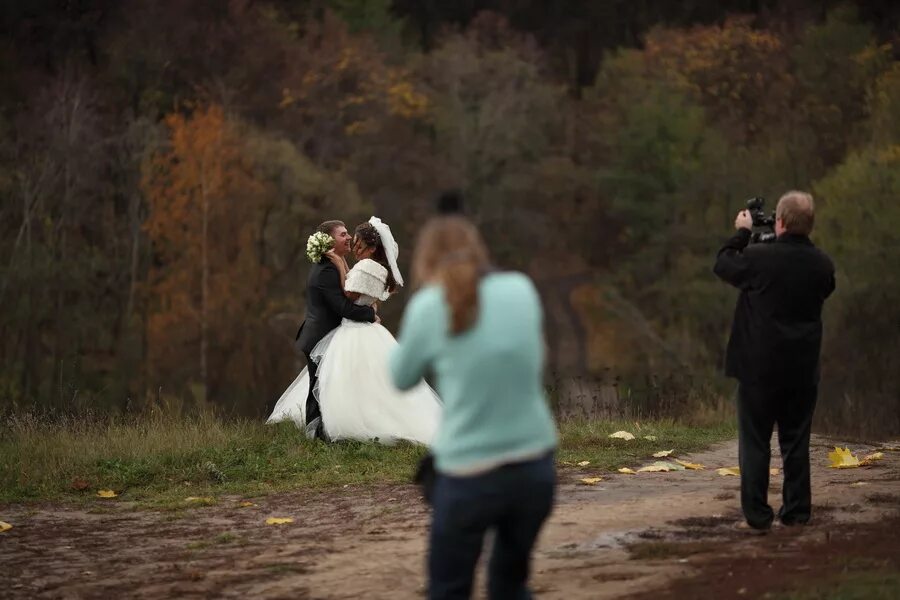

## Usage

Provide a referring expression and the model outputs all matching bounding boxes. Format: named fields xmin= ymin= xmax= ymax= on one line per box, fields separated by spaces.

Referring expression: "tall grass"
xmin=0 ymin=410 xmax=427 ymax=505
xmin=0 ymin=410 xmax=735 ymax=506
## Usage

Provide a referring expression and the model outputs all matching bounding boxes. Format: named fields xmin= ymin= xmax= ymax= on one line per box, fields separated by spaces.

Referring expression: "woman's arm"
xmin=713 ymin=228 xmax=755 ymax=290
xmin=317 ymin=265 xmax=376 ymax=323
xmin=390 ymin=288 xmax=445 ymax=390
xmin=324 ymin=251 xmax=348 ymax=288
xmin=324 ymin=252 xmax=366 ymax=300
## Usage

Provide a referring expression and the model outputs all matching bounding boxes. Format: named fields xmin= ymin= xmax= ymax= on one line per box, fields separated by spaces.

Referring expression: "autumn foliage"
xmin=644 ymin=17 xmax=793 ymax=143
xmin=0 ymin=1 xmax=898 ymax=435
xmin=144 ymin=105 xmax=270 ymax=401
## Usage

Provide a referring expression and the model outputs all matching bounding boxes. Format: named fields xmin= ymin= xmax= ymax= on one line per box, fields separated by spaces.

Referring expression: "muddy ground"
xmin=2 ymin=435 xmax=898 ymax=599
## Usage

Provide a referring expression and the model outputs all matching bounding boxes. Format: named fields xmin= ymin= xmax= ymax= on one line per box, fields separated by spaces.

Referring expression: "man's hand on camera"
xmin=735 ymin=210 xmax=753 ymax=231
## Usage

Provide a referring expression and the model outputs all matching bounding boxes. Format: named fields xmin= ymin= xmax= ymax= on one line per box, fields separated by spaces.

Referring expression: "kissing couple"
xmin=267 ymin=217 xmax=442 ymax=444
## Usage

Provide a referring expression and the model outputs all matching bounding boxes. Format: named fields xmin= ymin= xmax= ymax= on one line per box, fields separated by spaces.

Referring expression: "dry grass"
xmin=0 ymin=411 xmax=735 ymax=506
xmin=0 ymin=410 xmax=428 ymax=505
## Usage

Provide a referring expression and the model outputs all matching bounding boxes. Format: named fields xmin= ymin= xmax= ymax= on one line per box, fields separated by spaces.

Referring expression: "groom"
xmin=296 ymin=220 xmax=378 ymax=440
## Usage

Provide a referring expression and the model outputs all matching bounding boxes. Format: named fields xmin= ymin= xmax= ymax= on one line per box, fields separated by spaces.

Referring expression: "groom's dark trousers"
xmin=296 ymin=257 xmax=375 ymax=436
xmin=303 ymin=352 xmax=322 ymax=427
xmin=714 ymin=228 xmax=834 ymax=529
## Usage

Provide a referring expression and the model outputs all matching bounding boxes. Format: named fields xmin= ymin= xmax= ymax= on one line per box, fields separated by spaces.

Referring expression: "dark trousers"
xmin=737 ymin=383 xmax=817 ymax=529
xmin=429 ymin=453 xmax=555 ymax=600
xmin=304 ymin=352 xmax=322 ymax=431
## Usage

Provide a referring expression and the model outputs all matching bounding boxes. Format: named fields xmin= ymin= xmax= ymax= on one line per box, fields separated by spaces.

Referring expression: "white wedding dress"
xmin=267 ymin=257 xmax=441 ymax=445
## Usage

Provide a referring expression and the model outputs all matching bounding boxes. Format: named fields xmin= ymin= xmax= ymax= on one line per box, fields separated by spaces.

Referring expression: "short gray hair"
xmin=776 ymin=191 xmax=815 ymax=235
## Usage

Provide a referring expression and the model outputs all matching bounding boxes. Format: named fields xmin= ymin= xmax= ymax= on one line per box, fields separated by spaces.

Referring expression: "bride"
xmin=267 ymin=217 xmax=442 ymax=445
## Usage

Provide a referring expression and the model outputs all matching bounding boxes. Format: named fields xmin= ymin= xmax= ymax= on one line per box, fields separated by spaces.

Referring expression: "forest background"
xmin=1 ymin=0 xmax=898 ymax=437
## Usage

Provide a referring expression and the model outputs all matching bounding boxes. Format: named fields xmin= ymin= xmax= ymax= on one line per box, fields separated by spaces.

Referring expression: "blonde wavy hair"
xmin=411 ymin=216 xmax=490 ymax=335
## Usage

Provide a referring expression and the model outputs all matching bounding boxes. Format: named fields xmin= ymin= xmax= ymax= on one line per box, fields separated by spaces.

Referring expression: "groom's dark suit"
xmin=296 ymin=257 xmax=376 ymax=437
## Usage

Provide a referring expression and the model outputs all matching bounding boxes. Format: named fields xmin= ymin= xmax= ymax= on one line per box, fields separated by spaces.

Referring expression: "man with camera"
xmin=714 ymin=191 xmax=835 ymax=531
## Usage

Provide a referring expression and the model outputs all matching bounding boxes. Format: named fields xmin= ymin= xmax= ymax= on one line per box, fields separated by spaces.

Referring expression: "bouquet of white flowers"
xmin=306 ymin=231 xmax=335 ymax=263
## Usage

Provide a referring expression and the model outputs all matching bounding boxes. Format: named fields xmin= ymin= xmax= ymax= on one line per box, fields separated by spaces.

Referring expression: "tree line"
xmin=0 ymin=1 xmax=897 ymax=435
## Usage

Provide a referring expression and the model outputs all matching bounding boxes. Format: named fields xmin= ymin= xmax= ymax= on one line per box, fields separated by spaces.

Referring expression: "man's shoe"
xmin=778 ymin=519 xmax=809 ymax=528
xmin=778 ymin=508 xmax=811 ymax=527
xmin=734 ymin=520 xmax=770 ymax=535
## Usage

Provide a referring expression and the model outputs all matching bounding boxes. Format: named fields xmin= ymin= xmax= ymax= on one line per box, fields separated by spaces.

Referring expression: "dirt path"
xmin=3 ymin=435 xmax=898 ymax=599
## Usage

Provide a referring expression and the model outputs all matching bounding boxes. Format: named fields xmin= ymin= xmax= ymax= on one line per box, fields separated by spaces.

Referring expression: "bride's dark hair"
xmin=354 ymin=222 xmax=398 ymax=294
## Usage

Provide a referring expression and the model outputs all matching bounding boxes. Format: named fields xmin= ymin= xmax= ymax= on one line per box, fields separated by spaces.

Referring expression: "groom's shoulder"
xmin=308 ymin=259 xmax=336 ymax=281
xmin=311 ymin=259 xmax=336 ymax=272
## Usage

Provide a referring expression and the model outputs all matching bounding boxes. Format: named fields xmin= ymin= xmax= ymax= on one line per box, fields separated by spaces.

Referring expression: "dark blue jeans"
xmin=429 ymin=452 xmax=555 ymax=600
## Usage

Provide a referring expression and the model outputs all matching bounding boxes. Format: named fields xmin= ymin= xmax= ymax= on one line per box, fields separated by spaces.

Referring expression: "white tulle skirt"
xmin=267 ymin=320 xmax=442 ymax=445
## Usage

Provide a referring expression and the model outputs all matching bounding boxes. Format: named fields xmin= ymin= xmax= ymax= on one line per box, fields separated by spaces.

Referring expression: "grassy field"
xmin=0 ymin=412 xmax=735 ymax=507
xmin=776 ymin=572 xmax=900 ymax=600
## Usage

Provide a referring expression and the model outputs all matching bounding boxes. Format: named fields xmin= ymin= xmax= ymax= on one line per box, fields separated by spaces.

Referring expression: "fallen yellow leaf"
xmin=185 ymin=496 xmax=214 ymax=504
xmin=618 ymin=467 xmax=637 ymax=475
xmin=717 ymin=467 xmax=740 ymax=477
xmin=609 ymin=431 xmax=636 ymax=441
xmin=239 ymin=501 xmax=256 ymax=508
xmin=637 ymin=465 xmax=669 ymax=473
xmin=850 ymin=481 xmax=869 ymax=487
xmin=577 ymin=461 xmax=591 ymax=467
xmin=770 ymin=468 xmax=780 ymax=476
xmin=637 ymin=461 xmax=682 ymax=473
xmin=675 ymin=459 xmax=705 ymax=470
xmin=643 ymin=435 xmax=658 ymax=442
xmin=828 ymin=447 xmax=861 ymax=469
xmin=580 ymin=477 xmax=604 ymax=485
xmin=653 ymin=449 xmax=675 ymax=458
xmin=0 ymin=521 xmax=12 ymax=533
xmin=97 ymin=489 xmax=118 ymax=498
xmin=265 ymin=517 xmax=294 ymax=525
xmin=861 ymin=452 xmax=884 ymax=465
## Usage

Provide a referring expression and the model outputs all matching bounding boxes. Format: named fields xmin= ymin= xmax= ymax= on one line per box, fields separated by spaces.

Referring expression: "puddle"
xmin=545 ymin=530 xmax=642 ymax=557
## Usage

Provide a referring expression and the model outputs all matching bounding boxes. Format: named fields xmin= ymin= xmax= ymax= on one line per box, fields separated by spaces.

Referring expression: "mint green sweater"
xmin=389 ymin=272 xmax=557 ymax=474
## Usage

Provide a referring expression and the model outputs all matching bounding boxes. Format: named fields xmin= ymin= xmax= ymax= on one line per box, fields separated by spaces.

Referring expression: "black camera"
xmin=746 ymin=196 xmax=776 ymax=243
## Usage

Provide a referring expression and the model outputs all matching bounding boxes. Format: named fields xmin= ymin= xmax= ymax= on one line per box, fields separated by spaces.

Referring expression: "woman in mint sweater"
xmin=390 ymin=216 xmax=557 ymax=600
